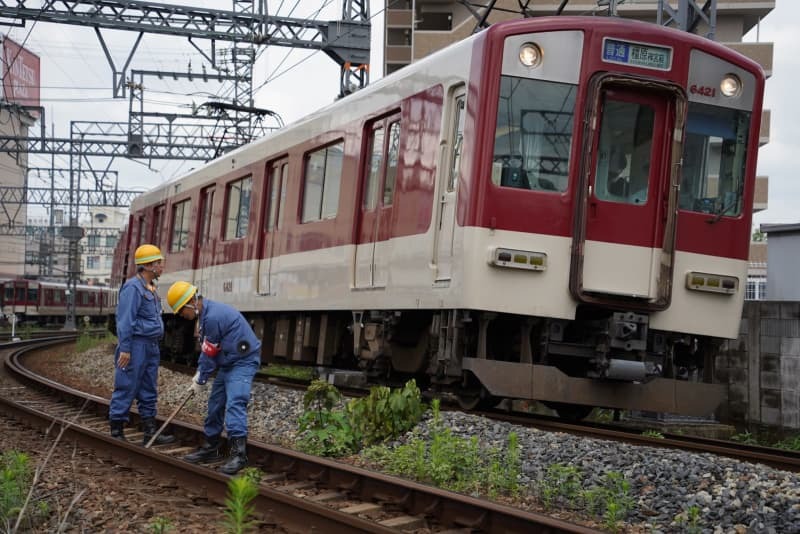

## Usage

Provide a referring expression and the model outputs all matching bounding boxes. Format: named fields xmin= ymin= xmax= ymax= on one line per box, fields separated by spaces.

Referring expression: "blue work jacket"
xmin=116 ymin=275 xmax=164 ymax=353
xmin=195 ymin=299 xmax=261 ymax=384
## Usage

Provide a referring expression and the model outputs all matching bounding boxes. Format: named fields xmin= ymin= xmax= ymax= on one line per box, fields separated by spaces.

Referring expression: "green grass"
xmin=75 ymin=330 xmax=117 ymax=353
xmin=260 ymin=364 xmax=315 ymax=381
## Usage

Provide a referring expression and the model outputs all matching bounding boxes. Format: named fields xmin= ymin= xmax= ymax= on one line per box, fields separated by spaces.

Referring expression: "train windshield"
xmin=492 ymin=77 xmax=577 ymax=192
xmin=680 ymin=102 xmax=750 ymax=217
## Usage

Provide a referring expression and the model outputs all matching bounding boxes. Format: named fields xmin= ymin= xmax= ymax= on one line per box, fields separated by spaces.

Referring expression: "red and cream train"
xmin=1 ymin=278 xmax=117 ymax=326
xmin=113 ymin=17 xmax=764 ymax=418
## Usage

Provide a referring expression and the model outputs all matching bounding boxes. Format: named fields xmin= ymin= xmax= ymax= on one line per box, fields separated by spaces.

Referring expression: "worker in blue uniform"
xmin=109 ymin=244 xmax=175 ymax=445
xmin=166 ymin=280 xmax=261 ymax=475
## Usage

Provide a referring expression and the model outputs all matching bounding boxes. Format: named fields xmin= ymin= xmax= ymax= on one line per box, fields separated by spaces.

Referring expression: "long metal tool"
xmin=145 ymin=389 xmax=194 ymax=448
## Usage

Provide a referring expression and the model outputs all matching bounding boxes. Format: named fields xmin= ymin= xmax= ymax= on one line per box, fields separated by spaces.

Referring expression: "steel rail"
xmin=481 ymin=409 xmax=800 ymax=473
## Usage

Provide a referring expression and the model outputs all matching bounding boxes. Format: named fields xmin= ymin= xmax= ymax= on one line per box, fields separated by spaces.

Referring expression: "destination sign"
xmin=602 ymin=39 xmax=672 ymax=71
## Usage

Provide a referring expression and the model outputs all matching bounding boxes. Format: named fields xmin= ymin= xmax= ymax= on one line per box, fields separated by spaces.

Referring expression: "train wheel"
xmin=456 ymin=385 xmax=500 ymax=411
xmin=544 ymin=401 xmax=595 ymax=421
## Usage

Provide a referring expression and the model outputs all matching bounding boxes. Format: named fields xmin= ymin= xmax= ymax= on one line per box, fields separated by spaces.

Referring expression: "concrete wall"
xmin=718 ymin=301 xmax=800 ymax=429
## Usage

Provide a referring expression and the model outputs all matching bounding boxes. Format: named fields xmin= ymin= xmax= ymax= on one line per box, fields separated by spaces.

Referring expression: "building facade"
xmin=25 ymin=206 xmax=126 ymax=286
xmin=760 ymin=223 xmax=800 ymax=300
xmin=0 ymin=106 xmax=33 ymax=279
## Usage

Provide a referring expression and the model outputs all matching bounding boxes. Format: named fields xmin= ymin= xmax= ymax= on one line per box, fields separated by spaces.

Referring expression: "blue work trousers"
xmin=203 ymin=357 xmax=258 ymax=439
xmin=109 ymin=337 xmax=161 ymax=421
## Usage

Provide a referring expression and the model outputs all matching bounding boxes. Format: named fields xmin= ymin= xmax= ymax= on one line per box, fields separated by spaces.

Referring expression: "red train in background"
xmin=1 ymin=278 xmax=117 ymax=326
xmin=112 ymin=16 xmax=765 ymax=419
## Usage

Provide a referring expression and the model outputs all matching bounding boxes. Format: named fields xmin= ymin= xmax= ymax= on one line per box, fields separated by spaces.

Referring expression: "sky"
xmin=2 ymin=1 xmax=796 ymax=227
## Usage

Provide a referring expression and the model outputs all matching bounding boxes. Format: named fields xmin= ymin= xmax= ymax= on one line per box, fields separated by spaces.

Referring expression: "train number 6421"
xmin=689 ymin=84 xmax=716 ymax=97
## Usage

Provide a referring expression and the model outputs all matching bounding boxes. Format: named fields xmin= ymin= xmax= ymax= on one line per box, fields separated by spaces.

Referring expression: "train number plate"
xmin=602 ymin=38 xmax=672 ymax=71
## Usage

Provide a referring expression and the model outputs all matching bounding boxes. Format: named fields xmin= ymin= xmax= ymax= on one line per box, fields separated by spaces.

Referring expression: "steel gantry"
xmin=0 ymin=1 xmax=371 ymax=329
xmin=0 ymin=0 xmax=371 ymax=97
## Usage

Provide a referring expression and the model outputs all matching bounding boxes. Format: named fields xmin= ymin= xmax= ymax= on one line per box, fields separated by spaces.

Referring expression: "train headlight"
xmin=489 ymin=247 xmax=547 ymax=271
xmin=519 ymin=43 xmax=543 ymax=68
xmin=720 ymin=74 xmax=742 ymax=97
xmin=685 ymin=272 xmax=738 ymax=295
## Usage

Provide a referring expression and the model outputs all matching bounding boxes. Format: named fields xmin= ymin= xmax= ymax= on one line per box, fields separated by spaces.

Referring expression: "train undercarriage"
xmin=162 ymin=306 xmax=726 ymax=420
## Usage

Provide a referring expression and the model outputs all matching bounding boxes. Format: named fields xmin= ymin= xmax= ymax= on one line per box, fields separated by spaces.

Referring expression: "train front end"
xmin=461 ymin=17 xmax=764 ymax=417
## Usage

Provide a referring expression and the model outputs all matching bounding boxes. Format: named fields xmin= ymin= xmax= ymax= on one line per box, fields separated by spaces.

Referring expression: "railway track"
xmin=0 ymin=338 xmax=599 ymax=534
xmin=0 ymin=328 xmax=108 ymax=343
xmin=479 ymin=409 xmax=800 ymax=474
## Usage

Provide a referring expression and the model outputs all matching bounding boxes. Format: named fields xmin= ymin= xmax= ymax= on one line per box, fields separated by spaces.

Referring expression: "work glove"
xmin=188 ymin=371 xmax=207 ymax=396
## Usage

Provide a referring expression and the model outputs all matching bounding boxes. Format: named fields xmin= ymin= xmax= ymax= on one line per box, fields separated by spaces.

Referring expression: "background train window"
xmin=594 ymin=99 xmax=654 ymax=205
xmin=224 ymin=176 xmax=252 ymax=240
xmin=199 ymin=186 xmax=215 ymax=244
xmin=170 ymin=199 xmax=192 ymax=252
xmin=492 ymin=77 xmax=576 ymax=192
xmin=302 ymin=141 xmax=344 ymax=222
xmin=680 ymin=102 xmax=750 ymax=217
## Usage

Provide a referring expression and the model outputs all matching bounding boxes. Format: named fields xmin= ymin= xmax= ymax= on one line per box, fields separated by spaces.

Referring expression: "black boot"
xmin=220 ymin=436 xmax=248 ymax=475
xmin=110 ymin=420 xmax=126 ymax=441
xmin=184 ymin=435 xmax=223 ymax=463
xmin=141 ymin=417 xmax=176 ymax=446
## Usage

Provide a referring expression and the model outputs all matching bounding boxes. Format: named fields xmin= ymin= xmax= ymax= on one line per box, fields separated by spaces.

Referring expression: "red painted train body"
xmin=1 ymin=278 xmax=117 ymax=326
xmin=113 ymin=17 xmax=764 ymax=418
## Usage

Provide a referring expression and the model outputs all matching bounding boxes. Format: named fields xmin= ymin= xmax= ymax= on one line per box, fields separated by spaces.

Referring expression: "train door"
xmin=257 ymin=160 xmax=287 ymax=295
xmin=580 ymin=87 xmax=672 ymax=300
xmin=434 ymin=86 xmax=466 ymax=282
xmin=354 ymin=116 xmax=400 ymax=289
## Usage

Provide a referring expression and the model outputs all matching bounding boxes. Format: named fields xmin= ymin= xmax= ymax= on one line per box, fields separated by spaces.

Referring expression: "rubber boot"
xmin=110 ymin=420 xmax=126 ymax=441
xmin=219 ymin=436 xmax=248 ymax=475
xmin=184 ymin=435 xmax=223 ymax=463
xmin=141 ymin=417 xmax=176 ymax=446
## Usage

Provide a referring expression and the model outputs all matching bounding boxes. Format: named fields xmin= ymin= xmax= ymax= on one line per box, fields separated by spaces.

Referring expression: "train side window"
xmin=224 ymin=176 xmax=252 ymax=240
xmin=266 ymin=161 xmax=287 ymax=231
xmin=493 ymin=77 xmax=576 ymax=192
xmin=153 ymin=205 xmax=165 ymax=246
xmin=301 ymin=141 xmax=344 ymax=222
xmin=383 ymin=121 xmax=401 ymax=206
xmin=137 ymin=215 xmax=146 ymax=245
xmin=28 ymin=287 xmax=38 ymax=303
xmin=170 ymin=199 xmax=192 ymax=252
xmin=278 ymin=163 xmax=288 ymax=229
xmin=364 ymin=125 xmax=384 ymax=210
xmin=449 ymin=95 xmax=466 ymax=192
xmin=199 ymin=186 xmax=215 ymax=244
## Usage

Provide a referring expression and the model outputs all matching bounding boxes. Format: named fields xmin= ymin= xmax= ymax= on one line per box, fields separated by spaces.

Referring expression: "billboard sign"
xmin=1 ymin=36 xmax=40 ymax=109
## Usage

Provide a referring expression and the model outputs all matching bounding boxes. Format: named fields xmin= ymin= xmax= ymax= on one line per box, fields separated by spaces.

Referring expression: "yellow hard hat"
xmin=134 ymin=244 xmax=163 ymax=265
xmin=167 ymin=281 xmax=197 ymax=313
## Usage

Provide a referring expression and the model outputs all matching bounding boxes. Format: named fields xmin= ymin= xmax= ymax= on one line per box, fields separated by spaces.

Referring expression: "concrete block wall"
xmin=718 ymin=301 xmax=800 ymax=429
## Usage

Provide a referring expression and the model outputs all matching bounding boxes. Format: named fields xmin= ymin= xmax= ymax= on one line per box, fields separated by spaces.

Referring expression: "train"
xmin=112 ymin=16 xmax=765 ymax=419
xmin=1 ymin=278 xmax=117 ymax=326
